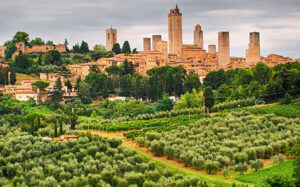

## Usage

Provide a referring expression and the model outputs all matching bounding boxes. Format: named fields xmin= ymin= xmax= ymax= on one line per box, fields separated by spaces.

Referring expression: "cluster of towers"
xmin=106 ymin=5 xmax=261 ymax=67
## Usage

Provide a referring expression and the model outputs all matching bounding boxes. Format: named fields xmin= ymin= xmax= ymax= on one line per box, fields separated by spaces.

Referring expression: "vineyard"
xmin=82 ymin=113 xmax=214 ymax=139
xmin=0 ymin=132 xmax=213 ymax=186
xmin=234 ymin=99 xmax=300 ymax=118
xmin=136 ymin=111 xmax=300 ymax=175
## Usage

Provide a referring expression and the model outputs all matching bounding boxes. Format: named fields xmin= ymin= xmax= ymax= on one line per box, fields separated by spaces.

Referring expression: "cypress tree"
xmin=10 ymin=68 xmax=16 ymax=85
xmin=122 ymin=41 xmax=131 ymax=54
xmin=112 ymin=43 xmax=121 ymax=54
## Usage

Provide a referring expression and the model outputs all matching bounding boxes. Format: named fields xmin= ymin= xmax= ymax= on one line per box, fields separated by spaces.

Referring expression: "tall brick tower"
xmin=168 ymin=5 xmax=183 ymax=57
xmin=152 ymin=35 xmax=162 ymax=51
xmin=218 ymin=32 xmax=230 ymax=68
xmin=106 ymin=28 xmax=117 ymax=51
xmin=143 ymin=38 xmax=151 ymax=51
xmin=194 ymin=24 xmax=203 ymax=49
xmin=246 ymin=32 xmax=261 ymax=66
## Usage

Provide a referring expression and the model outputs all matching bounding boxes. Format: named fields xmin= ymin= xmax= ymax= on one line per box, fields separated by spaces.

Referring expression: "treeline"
xmin=75 ymin=63 xmax=201 ymax=103
xmin=204 ymin=62 xmax=300 ymax=103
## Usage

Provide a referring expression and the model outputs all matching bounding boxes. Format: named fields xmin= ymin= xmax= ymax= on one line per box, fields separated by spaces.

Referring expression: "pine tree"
xmin=122 ymin=41 xmax=131 ymax=54
xmin=9 ymin=68 xmax=16 ymax=85
xmin=112 ymin=43 xmax=121 ymax=54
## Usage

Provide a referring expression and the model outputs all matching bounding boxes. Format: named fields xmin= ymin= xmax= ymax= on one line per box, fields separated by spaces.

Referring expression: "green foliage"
xmin=80 ymin=41 xmax=89 ymax=53
xmin=264 ymin=173 xmax=295 ymax=187
xmin=291 ymin=144 xmax=300 ymax=187
xmin=281 ymin=93 xmax=292 ymax=105
xmin=9 ymin=68 xmax=16 ymax=85
xmin=0 ymin=132 xmax=207 ymax=186
xmin=236 ymin=99 xmax=300 ymax=118
xmin=112 ymin=43 xmax=121 ymax=54
xmin=30 ymin=37 xmax=45 ymax=46
xmin=250 ymin=159 xmax=264 ymax=171
xmin=252 ymin=62 xmax=272 ymax=85
xmin=12 ymin=32 xmax=29 ymax=44
xmin=204 ymin=69 xmax=226 ymax=89
xmin=15 ymin=54 xmax=31 ymax=69
xmin=204 ymin=86 xmax=214 ymax=111
xmin=122 ymin=41 xmax=131 ymax=54
xmin=184 ymin=72 xmax=201 ymax=93
xmin=174 ymin=89 xmax=202 ymax=110
xmin=236 ymin=160 xmax=294 ymax=185
xmin=4 ymin=42 xmax=16 ymax=60
xmin=234 ymin=163 xmax=248 ymax=175
xmin=155 ymin=93 xmax=174 ymax=111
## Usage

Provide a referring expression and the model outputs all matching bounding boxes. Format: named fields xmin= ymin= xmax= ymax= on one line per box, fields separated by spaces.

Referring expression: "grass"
xmin=230 ymin=99 xmax=300 ymax=118
xmin=16 ymin=73 xmax=39 ymax=85
xmin=235 ymin=160 xmax=294 ymax=186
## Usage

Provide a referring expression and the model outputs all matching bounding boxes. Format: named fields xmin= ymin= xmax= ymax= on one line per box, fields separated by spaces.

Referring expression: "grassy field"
xmin=16 ymin=73 xmax=39 ymax=85
xmin=231 ymin=99 xmax=300 ymax=118
xmin=235 ymin=160 xmax=294 ymax=186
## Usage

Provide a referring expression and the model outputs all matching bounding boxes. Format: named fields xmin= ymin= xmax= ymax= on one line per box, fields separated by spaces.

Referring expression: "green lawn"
xmin=16 ymin=73 xmax=39 ymax=85
xmin=231 ymin=99 xmax=300 ymax=118
xmin=235 ymin=160 xmax=294 ymax=186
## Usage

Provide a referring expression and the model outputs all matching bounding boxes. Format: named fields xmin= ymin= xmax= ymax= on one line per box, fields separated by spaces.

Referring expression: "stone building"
xmin=152 ymin=35 xmax=162 ymax=51
xmin=194 ymin=24 xmax=203 ymax=49
xmin=143 ymin=38 xmax=151 ymax=51
xmin=106 ymin=28 xmax=117 ymax=51
xmin=246 ymin=32 xmax=261 ymax=66
xmin=168 ymin=5 xmax=183 ymax=57
xmin=182 ymin=45 xmax=206 ymax=60
xmin=0 ymin=46 xmax=7 ymax=58
xmin=208 ymin=45 xmax=216 ymax=54
xmin=218 ymin=32 xmax=230 ymax=68
xmin=157 ymin=41 xmax=168 ymax=59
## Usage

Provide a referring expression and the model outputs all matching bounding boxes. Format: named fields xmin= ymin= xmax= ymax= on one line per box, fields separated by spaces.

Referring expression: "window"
xmin=108 ymin=33 xmax=110 ymax=40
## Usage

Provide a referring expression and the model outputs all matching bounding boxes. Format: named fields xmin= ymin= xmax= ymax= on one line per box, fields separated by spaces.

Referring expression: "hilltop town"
xmin=0 ymin=5 xmax=298 ymax=103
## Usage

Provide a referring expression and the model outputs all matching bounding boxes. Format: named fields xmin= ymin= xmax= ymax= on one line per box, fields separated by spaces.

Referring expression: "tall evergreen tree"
xmin=50 ymin=78 xmax=64 ymax=104
xmin=0 ymin=65 xmax=5 ymax=85
xmin=65 ymin=79 xmax=73 ymax=92
xmin=80 ymin=41 xmax=89 ymax=53
xmin=203 ymin=86 xmax=215 ymax=113
xmin=4 ymin=68 xmax=9 ymax=85
xmin=9 ymin=68 xmax=16 ymax=85
xmin=112 ymin=43 xmax=121 ymax=54
xmin=122 ymin=41 xmax=131 ymax=54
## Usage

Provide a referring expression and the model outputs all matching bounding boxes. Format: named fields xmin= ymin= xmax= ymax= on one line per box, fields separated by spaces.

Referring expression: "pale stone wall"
xmin=182 ymin=45 xmax=206 ymax=60
xmin=208 ymin=45 xmax=216 ymax=54
xmin=106 ymin=28 xmax=117 ymax=51
xmin=168 ymin=5 xmax=183 ymax=57
xmin=25 ymin=45 xmax=55 ymax=53
xmin=143 ymin=38 xmax=151 ymax=51
xmin=152 ymin=35 xmax=162 ymax=51
xmin=0 ymin=46 xmax=6 ymax=58
xmin=246 ymin=32 xmax=260 ymax=66
xmin=55 ymin=44 xmax=67 ymax=53
xmin=194 ymin=24 xmax=203 ymax=49
xmin=218 ymin=32 xmax=230 ymax=68
xmin=157 ymin=41 xmax=168 ymax=59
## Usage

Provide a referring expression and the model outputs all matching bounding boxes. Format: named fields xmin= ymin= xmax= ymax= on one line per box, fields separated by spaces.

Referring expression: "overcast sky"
xmin=1 ymin=0 xmax=299 ymax=58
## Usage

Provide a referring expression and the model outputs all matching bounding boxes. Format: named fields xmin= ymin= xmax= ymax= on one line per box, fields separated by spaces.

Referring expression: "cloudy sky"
xmin=1 ymin=0 xmax=300 ymax=58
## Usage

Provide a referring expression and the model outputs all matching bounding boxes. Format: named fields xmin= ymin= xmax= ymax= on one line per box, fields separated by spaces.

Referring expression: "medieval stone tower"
xmin=246 ymin=32 xmax=261 ymax=65
xmin=168 ymin=5 xmax=183 ymax=57
xmin=106 ymin=28 xmax=117 ymax=51
xmin=194 ymin=24 xmax=203 ymax=49
xmin=218 ymin=32 xmax=230 ymax=68
xmin=143 ymin=38 xmax=151 ymax=51
xmin=152 ymin=35 xmax=162 ymax=51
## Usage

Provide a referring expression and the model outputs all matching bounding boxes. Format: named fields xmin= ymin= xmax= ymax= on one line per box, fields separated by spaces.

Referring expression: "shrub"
xmin=204 ymin=160 xmax=219 ymax=174
xmin=221 ymin=168 xmax=230 ymax=178
xmin=250 ymin=159 xmax=264 ymax=171
xmin=234 ymin=162 xmax=248 ymax=175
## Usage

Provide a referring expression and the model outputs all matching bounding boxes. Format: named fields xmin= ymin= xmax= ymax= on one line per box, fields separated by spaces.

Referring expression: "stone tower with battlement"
xmin=218 ymin=32 xmax=230 ymax=68
xmin=143 ymin=38 xmax=151 ymax=51
xmin=106 ymin=28 xmax=117 ymax=51
xmin=246 ymin=32 xmax=261 ymax=66
xmin=208 ymin=45 xmax=216 ymax=54
xmin=152 ymin=35 xmax=162 ymax=51
xmin=194 ymin=24 xmax=203 ymax=49
xmin=168 ymin=5 xmax=183 ymax=57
